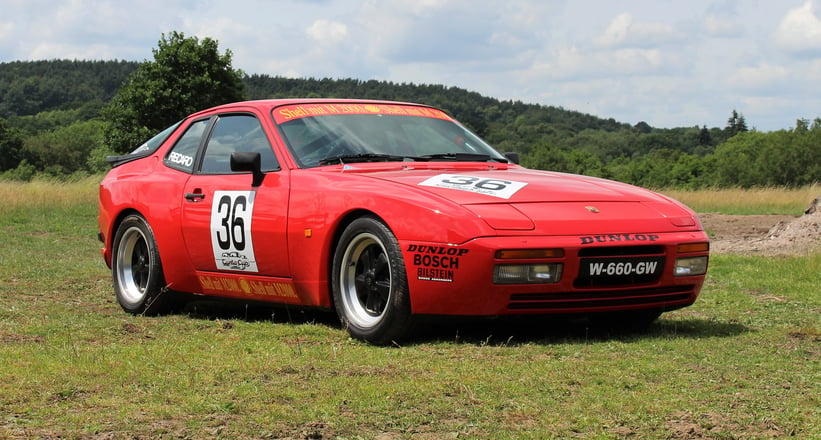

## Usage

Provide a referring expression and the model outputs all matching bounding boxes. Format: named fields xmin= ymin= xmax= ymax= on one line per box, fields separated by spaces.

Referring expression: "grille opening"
xmin=574 ymin=273 xmax=660 ymax=288
xmin=508 ymin=285 xmax=696 ymax=310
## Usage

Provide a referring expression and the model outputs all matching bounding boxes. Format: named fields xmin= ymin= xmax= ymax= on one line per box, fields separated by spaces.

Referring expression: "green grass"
xmin=1 ymin=181 xmax=819 ymax=439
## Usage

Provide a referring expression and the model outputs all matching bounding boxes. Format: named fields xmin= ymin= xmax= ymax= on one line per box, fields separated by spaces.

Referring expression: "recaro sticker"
xmin=210 ymin=190 xmax=258 ymax=272
xmin=418 ymin=174 xmax=527 ymax=199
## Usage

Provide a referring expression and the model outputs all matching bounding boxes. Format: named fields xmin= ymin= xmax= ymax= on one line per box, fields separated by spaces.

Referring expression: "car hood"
xmin=353 ymin=166 xmax=702 ymax=234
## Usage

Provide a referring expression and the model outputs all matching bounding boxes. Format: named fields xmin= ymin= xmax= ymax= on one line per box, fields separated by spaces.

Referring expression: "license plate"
xmin=579 ymin=256 xmax=665 ymax=278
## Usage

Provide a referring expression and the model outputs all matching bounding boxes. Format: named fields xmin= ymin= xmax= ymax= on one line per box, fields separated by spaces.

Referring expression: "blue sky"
xmin=2 ymin=0 xmax=821 ymax=131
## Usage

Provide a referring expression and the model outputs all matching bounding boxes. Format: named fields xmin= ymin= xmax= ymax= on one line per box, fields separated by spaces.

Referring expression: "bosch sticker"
xmin=418 ymin=174 xmax=527 ymax=199
xmin=408 ymin=244 xmax=469 ymax=283
xmin=210 ymin=191 xmax=258 ymax=272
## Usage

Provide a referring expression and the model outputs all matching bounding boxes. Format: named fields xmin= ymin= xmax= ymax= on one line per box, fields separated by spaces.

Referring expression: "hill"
xmin=0 ymin=59 xmax=138 ymax=118
xmin=1 ymin=60 xmax=818 ymax=189
xmin=0 ymin=60 xmax=631 ymax=137
xmin=0 ymin=59 xmax=716 ymax=157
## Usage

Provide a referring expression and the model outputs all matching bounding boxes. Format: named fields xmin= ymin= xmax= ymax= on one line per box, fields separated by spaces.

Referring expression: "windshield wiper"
xmin=419 ymin=153 xmax=509 ymax=163
xmin=318 ymin=153 xmax=414 ymax=166
xmin=318 ymin=152 xmax=509 ymax=166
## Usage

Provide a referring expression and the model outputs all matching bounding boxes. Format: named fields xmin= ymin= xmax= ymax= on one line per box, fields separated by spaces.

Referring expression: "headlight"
xmin=674 ymin=256 xmax=708 ymax=276
xmin=494 ymin=263 xmax=563 ymax=284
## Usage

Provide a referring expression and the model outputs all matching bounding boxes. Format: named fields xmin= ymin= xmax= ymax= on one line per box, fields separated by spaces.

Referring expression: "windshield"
xmin=273 ymin=104 xmax=506 ymax=168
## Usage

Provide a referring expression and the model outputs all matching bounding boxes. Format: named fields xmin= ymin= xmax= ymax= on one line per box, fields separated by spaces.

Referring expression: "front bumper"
xmin=401 ymin=231 xmax=709 ymax=316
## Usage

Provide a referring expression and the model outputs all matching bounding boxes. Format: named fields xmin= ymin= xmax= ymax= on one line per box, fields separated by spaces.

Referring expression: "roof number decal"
xmin=419 ymin=174 xmax=527 ymax=199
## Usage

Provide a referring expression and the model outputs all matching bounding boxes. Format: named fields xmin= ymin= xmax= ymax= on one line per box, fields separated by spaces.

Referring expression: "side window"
xmin=164 ymin=119 xmax=209 ymax=172
xmin=200 ymin=114 xmax=279 ymax=174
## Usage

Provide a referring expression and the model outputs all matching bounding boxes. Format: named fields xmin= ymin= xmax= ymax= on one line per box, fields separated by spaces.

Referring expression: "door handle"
xmin=184 ymin=193 xmax=205 ymax=201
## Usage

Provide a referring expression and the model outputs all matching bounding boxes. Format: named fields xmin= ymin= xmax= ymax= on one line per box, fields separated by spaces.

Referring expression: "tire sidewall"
xmin=111 ymin=215 xmax=167 ymax=315
xmin=332 ymin=216 xmax=411 ymax=344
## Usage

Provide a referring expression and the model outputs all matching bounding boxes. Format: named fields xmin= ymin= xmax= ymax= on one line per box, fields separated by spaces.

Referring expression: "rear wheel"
xmin=111 ymin=215 xmax=171 ymax=315
xmin=332 ymin=216 xmax=412 ymax=345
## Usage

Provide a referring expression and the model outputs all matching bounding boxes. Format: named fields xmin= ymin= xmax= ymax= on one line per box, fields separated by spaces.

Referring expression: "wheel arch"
xmin=325 ymin=208 xmax=390 ymax=307
xmin=103 ymin=208 xmax=144 ymax=266
xmin=111 ymin=208 xmax=144 ymax=236
xmin=108 ymin=207 xmax=200 ymax=294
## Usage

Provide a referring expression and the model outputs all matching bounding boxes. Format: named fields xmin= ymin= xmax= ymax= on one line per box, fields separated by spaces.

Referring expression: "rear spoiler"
xmin=105 ymin=152 xmax=150 ymax=168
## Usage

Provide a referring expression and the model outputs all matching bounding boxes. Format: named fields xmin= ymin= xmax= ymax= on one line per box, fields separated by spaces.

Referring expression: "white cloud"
xmin=728 ymin=63 xmax=790 ymax=89
xmin=808 ymin=58 xmax=821 ymax=79
xmin=703 ymin=15 xmax=742 ymax=37
xmin=306 ymin=19 xmax=349 ymax=46
xmin=0 ymin=21 xmax=13 ymax=39
xmin=774 ymin=0 xmax=821 ymax=52
xmin=29 ymin=42 xmax=119 ymax=61
xmin=1 ymin=0 xmax=819 ymax=130
xmin=595 ymin=12 xmax=684 ymax=49
xmin=528 ymin=45 xmax=685 ymax=82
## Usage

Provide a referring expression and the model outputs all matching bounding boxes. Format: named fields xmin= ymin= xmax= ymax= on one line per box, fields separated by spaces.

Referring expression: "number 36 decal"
xmin=210 ymin=191 xmax=258 ymax=272
xmin=419 ymin=174 xmax=527 ymax=199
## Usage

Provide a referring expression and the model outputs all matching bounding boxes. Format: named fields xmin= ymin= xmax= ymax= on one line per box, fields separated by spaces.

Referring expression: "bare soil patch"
xmin=701 ymin=211 xmax=821 ymax=256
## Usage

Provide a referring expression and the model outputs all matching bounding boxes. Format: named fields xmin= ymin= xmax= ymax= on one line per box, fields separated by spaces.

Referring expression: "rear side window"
xmin=164 ymin=119 xmax=209 ymax=172
xmin=200 ymin=114 xmax=279 ymax=174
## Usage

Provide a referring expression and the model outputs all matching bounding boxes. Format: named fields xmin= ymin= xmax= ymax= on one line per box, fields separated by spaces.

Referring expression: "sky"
xmin=2 ymin=0 xmax=821 ymax=131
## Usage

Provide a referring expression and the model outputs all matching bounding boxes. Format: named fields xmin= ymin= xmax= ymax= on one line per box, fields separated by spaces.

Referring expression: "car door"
xmin=179 ymin=112 xmax=291 ymax=278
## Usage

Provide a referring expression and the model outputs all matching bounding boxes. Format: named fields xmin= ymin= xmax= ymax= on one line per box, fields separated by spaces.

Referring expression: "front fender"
xmin=284 ymin=172 xmax=495 ymax=307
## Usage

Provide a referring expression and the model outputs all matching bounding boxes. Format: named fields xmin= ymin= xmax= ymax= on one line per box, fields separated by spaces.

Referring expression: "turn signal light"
xmin=677 ymin=242 xmax=710 ymax=253
xmin=495 ymin=249 xmax=565 ymax=259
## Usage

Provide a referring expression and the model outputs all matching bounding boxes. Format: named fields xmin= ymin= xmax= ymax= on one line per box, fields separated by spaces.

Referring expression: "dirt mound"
xmin=701 ymin=209 xmax=821 ymax=256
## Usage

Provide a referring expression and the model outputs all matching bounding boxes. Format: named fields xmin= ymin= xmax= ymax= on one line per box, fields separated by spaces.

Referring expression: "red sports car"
xmin=98 ymin=99 xmax=709 ymax=344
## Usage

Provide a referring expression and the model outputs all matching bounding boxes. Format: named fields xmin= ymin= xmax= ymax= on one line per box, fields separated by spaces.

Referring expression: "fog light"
xmin=675 ymin=256 xmax=708 ymax=276
xmin=494 ymin=263 xmax=563 ymax=284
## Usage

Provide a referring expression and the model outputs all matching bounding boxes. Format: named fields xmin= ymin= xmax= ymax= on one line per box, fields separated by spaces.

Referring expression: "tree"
xmin=20 ymin=120 xmax=105 ymax=175
xmin=634 ymin=121 xmax=652 ymax=134
xmin=103 ymin=31 xmax=246 ymax=153
xmin=698 ymin=125 xmax=711 ymax=146
xmin=725 ymin=109 xmax=748 ymax=137
xmin=0 ymin=118 xmax=23 ymax=171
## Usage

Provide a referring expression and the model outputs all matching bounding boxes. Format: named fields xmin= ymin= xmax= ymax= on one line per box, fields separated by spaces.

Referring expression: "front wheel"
xmin=332 ymin=216 xmax=412 ymax=345
xmin=111 ymin=214 xmax=171 ymax=315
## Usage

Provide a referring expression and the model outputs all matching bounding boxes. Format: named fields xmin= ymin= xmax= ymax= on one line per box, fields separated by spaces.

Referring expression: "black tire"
xmin=111 ymin=214 xmax=171 ymax=315
xmin=332 ymin=216 xmax=412 ymax=345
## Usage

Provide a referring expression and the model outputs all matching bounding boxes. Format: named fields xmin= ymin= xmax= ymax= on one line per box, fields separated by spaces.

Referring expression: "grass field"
xmin=0 ymin=179 xmax=818 ymax=439
xmin=659 ymin=184 xmax=819 ymax=215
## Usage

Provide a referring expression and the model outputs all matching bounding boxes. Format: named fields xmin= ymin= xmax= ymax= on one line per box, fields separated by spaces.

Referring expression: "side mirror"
xmin=230 ymin=151 xmax=265 ymax=187
xmin=503 ymin=152 xmax=520 ymax=165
